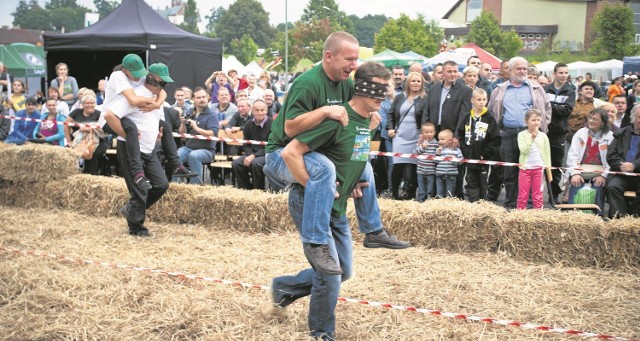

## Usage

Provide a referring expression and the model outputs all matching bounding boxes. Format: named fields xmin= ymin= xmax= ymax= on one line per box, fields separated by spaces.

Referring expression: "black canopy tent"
xmin=43 ymin=0 xmax=222 ymax=102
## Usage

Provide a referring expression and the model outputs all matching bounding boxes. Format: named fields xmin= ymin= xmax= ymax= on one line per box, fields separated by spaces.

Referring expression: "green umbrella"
xmin=366 ymin=49 xmax=424 ymax=68
xmin=0 ymin=43 xmax=46 ymax=78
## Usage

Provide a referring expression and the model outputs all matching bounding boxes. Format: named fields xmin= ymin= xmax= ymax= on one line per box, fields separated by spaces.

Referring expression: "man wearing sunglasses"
xmin=103 ymin=63 xmax=174 ymax=236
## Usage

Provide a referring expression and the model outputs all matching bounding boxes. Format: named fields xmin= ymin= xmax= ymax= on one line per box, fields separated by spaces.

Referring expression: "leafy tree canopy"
xmin=230 ymin=34 xmax=258 ymax=65
xmin=215 ymin=0 xmax=276 ymax=50
xmin=349 ymin=14 xmax=388 ymax=48
xmin=374 ymin=14 xmax=439 ymax=56
xmin=178 ymin=0 xmax=200 ymax=34
xmin=590 ymin=4 xmax=639 ymax=59
xmin=466 ymin=10 xmax=523 ymax=60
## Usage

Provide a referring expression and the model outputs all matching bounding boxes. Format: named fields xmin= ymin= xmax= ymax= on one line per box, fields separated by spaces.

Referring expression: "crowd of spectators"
xmin=0 ymin=56 xmax=638 ymax=219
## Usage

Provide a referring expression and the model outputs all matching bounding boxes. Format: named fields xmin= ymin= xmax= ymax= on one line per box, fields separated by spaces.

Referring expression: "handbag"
xmin=73 ymin=129 xmax=97 ymax=160
xmin=578 ymin=164 xmax=604 ymax=180
xmin=574 ymin=184 xmax=597 ymax=213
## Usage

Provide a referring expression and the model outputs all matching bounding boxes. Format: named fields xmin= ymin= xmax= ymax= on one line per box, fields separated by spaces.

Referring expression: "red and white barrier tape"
xmin=3 ymin=114 xmax=638 ymax=177
xmin=1 ymin=246 xmax=637 ymax=341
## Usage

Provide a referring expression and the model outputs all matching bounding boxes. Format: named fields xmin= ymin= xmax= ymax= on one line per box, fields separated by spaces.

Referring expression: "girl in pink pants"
xmin=517 ymin=109 xmax=551 ymax=210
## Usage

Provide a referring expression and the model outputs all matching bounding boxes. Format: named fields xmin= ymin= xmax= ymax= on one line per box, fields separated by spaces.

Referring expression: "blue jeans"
xmin=176 ymin=146 xmax=213 ymax=185
xmin=272 ymin=184 xmax=353 ymax=340
xmin=416 ymin=173 xmax=435 ymax=202
xmin=264 ymin=148 xmax=382 ymax=244
xmin=436 ymin=174 xmax=456 ymax=198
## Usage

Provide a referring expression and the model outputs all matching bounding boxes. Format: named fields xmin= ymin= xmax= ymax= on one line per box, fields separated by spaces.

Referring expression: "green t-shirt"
xmin=296 ymin=103 xmax=374 ymax=216
xmin=266 ymin=63 xmax=354 ymax=153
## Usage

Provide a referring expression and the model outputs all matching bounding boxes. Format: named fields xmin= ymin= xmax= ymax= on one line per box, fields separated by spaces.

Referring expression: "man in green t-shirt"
xmin=264 ymin=32 xmax=409 ymax=275
xmin=271 ymin=61 xmax=392 ymax=340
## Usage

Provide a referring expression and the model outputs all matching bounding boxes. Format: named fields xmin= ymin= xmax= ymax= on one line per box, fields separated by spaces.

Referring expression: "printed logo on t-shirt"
xmin=326 ymin=98 xmax=342 ymax=105
xmin=351 ymin=127 xmax=371 ymax=161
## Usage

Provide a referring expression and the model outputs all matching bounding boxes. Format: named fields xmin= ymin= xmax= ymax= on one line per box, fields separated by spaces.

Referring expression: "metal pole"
xmin=284 ymin=0 xmax=289 ymax=92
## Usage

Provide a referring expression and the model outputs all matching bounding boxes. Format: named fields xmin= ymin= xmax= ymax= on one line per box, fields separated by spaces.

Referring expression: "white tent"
xmin=245 ymin=61 xmax=264 ymax=76
xmin=534 ymin=61 xmax=558 ymax=75
xmin=594 ymin=59 xmax=623 ymax=79
xmin=222 ymin=55 xmax=246 ymax=76
xmin=568 ymin=60 xmax=622 ymax=82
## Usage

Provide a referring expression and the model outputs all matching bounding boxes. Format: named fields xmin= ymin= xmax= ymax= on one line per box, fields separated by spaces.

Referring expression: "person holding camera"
xmin=177 ymin=87 xmax=219 ymax=185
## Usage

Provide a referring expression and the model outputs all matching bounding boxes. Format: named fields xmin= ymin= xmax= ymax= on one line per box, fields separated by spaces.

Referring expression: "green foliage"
xmin=300 ymin=0 xmax=350 ymax=32
xmin=215 ymin=0 xmax=276 ymax=49
xmin=12 ymin=0 xmax=52 ymax=31
xmin=275 ymin=22 xmax=294 ymax=32
xmin=178 ymin=0 xmax=200 ymax=34
xmin=204 ymin=6 xmax=225 ymax=33
xmin=590 ymin=4 xmax=637 ymax=60
xmin=349 ymin=14 xmax=387 ymax=48
xmin=467 ymin=10 xmax=523 ymax=60
xmin=373 ymin=14 xmax=439 ymax=56
xmin=271 ymin=31 xmax=300 ymax=71
xmin=50 ymin=6 xmax=86 ymax=32
xmin=230 ymin=34 xmax=258 ymax=65
xmin=93 ymin=0 xmax=119 ymax=19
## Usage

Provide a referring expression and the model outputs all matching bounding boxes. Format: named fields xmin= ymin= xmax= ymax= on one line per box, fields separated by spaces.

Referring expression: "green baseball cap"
xmin=122 ymin=54 xmax=148 ymax=79
xmin=148 ymin=63 xmax=174 ymax=83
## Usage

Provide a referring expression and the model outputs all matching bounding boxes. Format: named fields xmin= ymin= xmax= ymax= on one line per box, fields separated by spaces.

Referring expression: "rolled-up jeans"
xmin=264 ymin=148 xmax=382 ymax=244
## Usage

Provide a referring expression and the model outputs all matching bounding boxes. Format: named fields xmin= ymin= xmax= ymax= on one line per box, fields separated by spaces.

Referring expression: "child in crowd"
xmin=414 ymin=122 xmax=438 ymax=202
xmin=517 ymin=109 xmax=551 ymax=210
xmin=434 ymin=128 xmax=463 ymax=198
xmin=458 ymin=88 xmax=501 ymax=202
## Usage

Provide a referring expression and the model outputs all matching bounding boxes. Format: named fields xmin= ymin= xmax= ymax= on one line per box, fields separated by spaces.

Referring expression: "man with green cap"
xmin=100 ymin=54 xmax=193 ymax=191
xmin=103 ymin=63 xmax=174 ymax=236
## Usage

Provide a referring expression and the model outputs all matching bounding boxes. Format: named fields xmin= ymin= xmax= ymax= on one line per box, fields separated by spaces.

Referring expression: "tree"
xmin=46 ymin=0 xmax=91 ymax=32
xmin=12 ymin=0 xmax=52 ymax=31
xmin=349 ymin=14 xmax=387 ymax=48
xmin=230 ymin=34 xmax=258 ymax=65
xmin=300 ymin=0 xmax=350 ymax=31
xmin=178 ymin=0 xmax=200 ymax=34
xmin=204 ymin=6 xmax=225 ymax=33
xmin=93 ymin=0 xmax=119 ymax=19
xmin=215 ymin=0 xmax=276 ymax=49
xmin=275 ymin=22 xmax=294 ymax=33
xmin=591 ymin=4 xmax=638 ymax=59
xmin=291 ymin=18 xmax=333 ymax=63
xmin=374 ymin=14 xmax=439 ymax=56
xmin=467 ymin=10 xmax=523 ymax=60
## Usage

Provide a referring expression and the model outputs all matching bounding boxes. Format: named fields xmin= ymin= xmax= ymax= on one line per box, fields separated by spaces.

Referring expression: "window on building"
xmin=466 ymin=0 xmax=483 ymax=23
xmin=630 ymin=2 xmax=640 ymax=34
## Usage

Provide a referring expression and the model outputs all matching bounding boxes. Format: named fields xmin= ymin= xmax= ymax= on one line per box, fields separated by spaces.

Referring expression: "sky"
xmin=1 ymin=0 xmax=458 ymax=30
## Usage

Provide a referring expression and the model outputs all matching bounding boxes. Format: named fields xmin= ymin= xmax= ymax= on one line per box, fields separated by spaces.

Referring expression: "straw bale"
xmin=0 ymin=207 xmax=638 ymax=340
xmin=497 ymin=209 xmax=612 ymax=268
xmin=347 ymin=198 xmax=504 ymax=252
xmin=0 ymin=142 xmax=78 ymax=183
xmin=601 ymin=217 xmax=640 ymax=268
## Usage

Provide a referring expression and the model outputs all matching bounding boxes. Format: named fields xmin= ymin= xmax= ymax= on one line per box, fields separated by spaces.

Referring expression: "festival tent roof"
xmin=43 ymin=0 xmax=222 ymax=101
xmin=534 ymin=61 xmax=558 ymax=75
xmin=366 ymin=49 xmax=424 ymax=67
xmin=245 ymin=61 xmax=264 ymax=76
xmin=402 ymin=51 xmax=429 ymax=63
xmin=222 ymin=55 xmax=247 ymax=76
xmin=460 ymin=43 xmax=502 ymax=70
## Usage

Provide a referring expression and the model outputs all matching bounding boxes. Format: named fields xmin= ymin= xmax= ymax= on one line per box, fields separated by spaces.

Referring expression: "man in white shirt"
xmin=103 ymin=63 xmax=173 ymax=236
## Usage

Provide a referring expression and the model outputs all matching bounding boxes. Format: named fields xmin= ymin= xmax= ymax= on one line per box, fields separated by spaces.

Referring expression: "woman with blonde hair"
xmin=386 ymin=71 xmax=427 ymax=200
xmin=50 ymin=62 xmax=79 ymax=107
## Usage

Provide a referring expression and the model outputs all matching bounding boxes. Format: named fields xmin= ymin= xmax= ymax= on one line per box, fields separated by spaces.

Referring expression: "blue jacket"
xmin=5 ymin=109 xmax=41 ymax=145
xmin=33 ymin=113 xmax=66 ymax=146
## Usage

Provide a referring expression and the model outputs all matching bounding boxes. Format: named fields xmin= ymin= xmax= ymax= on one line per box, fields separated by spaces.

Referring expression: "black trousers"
xmin=232 ymin=155 xmax=266 ymax=189
xmin=465 ymin=164 xmax=489 ymax=202
xmin=103 ymin=117 xmax=143 ymax=178
xmin=83 ymin=140 xmax=108 ymax=175
xmin=391 ymin=163 xmax=417 ymax=199
xmin=486 ymin=165 xmax=503 ymax=200
xmin=606 ymin=175 xmax=640 ymax=218
xmin=500 ymin=128 xmax=524 ymax=208
xmin=547 ymin=133 xmax=565 ymax=199
xmin=117 ymin=140 xmax=168 ymax=233
xmin=155 ymin=120 xmax=181 ymax=181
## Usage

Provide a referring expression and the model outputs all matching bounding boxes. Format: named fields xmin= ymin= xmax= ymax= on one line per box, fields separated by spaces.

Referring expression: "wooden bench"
xmin=545 ymin=168 xmax=601 ymax=213
xmin=624 ymin=191 xmax=637 ymax=198
xmin=208 ymin=161 xmax=235 ymax=186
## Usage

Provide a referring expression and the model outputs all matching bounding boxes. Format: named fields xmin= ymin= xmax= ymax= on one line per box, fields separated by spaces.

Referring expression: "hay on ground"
xmin=0 ymin=207 xmax=638 ymax=340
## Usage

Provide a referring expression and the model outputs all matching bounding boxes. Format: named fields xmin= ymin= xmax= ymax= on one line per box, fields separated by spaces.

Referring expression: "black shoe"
xmin=119 ymin=204 xmax=129 ymax=220
xmin=303 ymin=243 xmax=342 ymax=275
xmin=271 ymin=278 xmax=295 ymax=308
xmin=134 ymin=175 xmax=152 ymax=191
xmin=129 ymin=227 xmax=150 ymax=237
xmin=363 ymin=229 xmax=410 ymax=249
xmin=173 ymin=165 xmax=197 ymax=178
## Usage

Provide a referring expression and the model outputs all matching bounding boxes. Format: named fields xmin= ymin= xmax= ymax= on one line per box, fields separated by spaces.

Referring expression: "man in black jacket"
xmin=606 ymin=105 xmax=640 ymax=218
xmin=544 ymin=62 xmax=576 ymax=201
xmin=0 ymin=103 xmax=10 ymax=141
xmin=425 ymin=60 xmax=473 ymax=198
xmin=232 ymin=99 xmax=272 ymax=190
